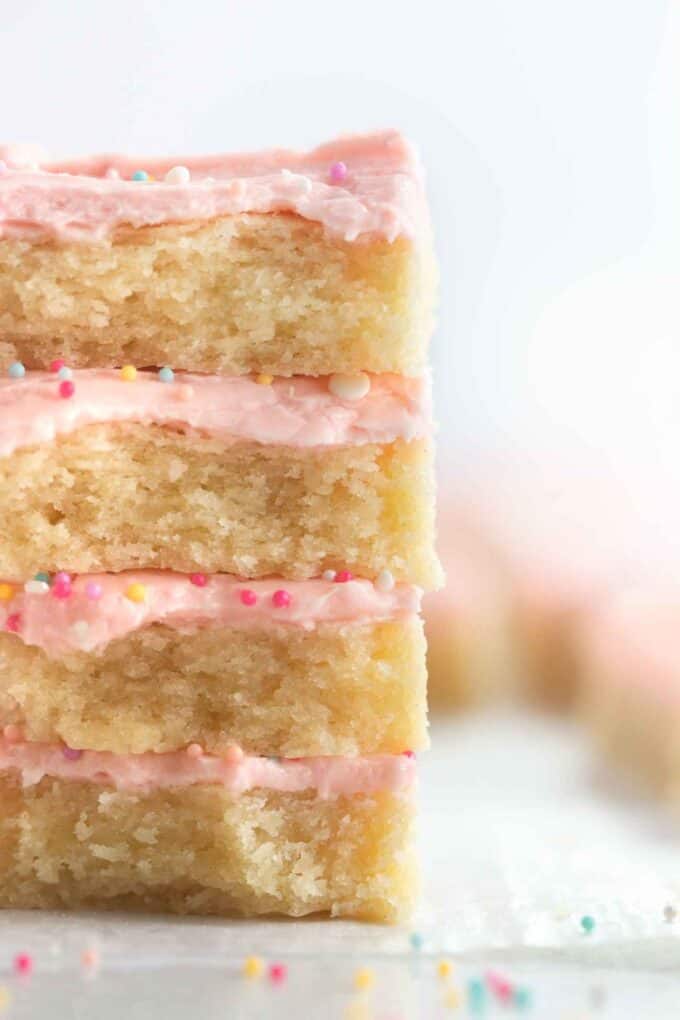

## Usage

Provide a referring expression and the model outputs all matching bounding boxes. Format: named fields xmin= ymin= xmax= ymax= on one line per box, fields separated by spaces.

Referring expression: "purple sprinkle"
xmin=329 ymin=161 xmax=347 ymax=184
xmin=85 ymin=582 xmax=102 ymax=601
xmin=62 ymin=746 xmax=83 ymax=761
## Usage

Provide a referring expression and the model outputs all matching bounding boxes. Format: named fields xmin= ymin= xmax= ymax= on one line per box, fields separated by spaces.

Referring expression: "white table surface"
xmin=0 ymin=711 xmax=679 ymax=1018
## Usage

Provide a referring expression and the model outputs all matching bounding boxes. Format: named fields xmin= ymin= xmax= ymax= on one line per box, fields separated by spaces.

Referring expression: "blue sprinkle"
xmin=57 ymin=366 xmax=73 ymax=381
xmin=8 ymin=361 xmax=25 ymax=379
xmin=34 ymin=572 xmax=51 ymax=585
xmin=408 ymin=931 xmax=424 ymax=951
xmin=580 ymin=915 xmax=596 ymax=934
xmin=132 ymin=170 xmax=148 ymax=182
xmin=514 ymin=986 xmax=532 ymax=1010
xmin=467 ymin=977 xmax=486 ymax=1014
xmin=158 ymin=366 xmax=175 ymax=384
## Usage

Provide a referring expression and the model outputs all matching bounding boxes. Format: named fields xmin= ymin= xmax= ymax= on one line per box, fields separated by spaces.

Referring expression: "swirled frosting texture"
xmin=0 ymin=132 xmax=427 ymax=243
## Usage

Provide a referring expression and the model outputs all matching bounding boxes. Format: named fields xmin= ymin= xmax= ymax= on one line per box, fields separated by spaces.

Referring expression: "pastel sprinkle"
xmin=444 ymin=986 xmax=461 ymax=1009
xmin=272 ymin=589 xmax=291 ymax=608
xmin=353 ymin=967 xmax=375 ymax=991
xmin=467 ymin=977 xmax=486 ymax=1014
xmin=34 ymin=571 xmax=51 ymax=585
xmin=49 ymin=358 xmax=65 ymax=374
xmin=57 ymin=366 xmax=73 ymax=381
xmin=158 ymin=366 xmax=175 ymax=383
xmin=189 ymin=573 xmax=207 ymax=587
xmin=0 ymin=986 xmax=11 ymax=1010
xmin=580 ymin=915 xmax=596 ymax=934
xmin=85 ymin=581 xmax=103 ymax=601
xmin=80 ymin=948 xmax=100 ymax=970
xmin=224 ymin=744 xmax=244 ymax=765
xmin=240 ymin=589 xmax=257 ymax=607
xmin=62 ymin=746 xmax=83 ymax=761
xmin=437 ymin=960 xmax=453 ymax=979
xmin=59 ymin=379 xmax=75 ymax=399
xmin=105 ymin=167 xmax=120 ymax=179
xmin=268 ymin=962 xmax=287 ymax=985
xmin=5 ymin=614 xmax=21 ymax=633
xmin=409 ymin=931 xmax=424 ymax=950
xmin=125 ymin=582 xmax=147 ymax=604
xmin=0 ymin=584 xmax=14 ymax=602
xmin=402 ymin=750 xmax=415 ymax=758
xmin=120 ymin=364 xmax=137 ymax=382
xmin=375 ymin=569 xmax=395 ymax=593
xmin=328 ymin=372 xmax=370 ymax=401
xmin=242 ymin=955 xmax=264 ymax=979
xmin=486 ymin=970 xmax=513 ymax=1003
xmin=334 ymin=571 xmax=354 ymax=583
xmin=329 ymin=161 xmax=348 ymax=184
xmin=514 ymin=986 xmax=532 ymax=1009
xmin=186 ymin=743 xmax=203 ymax=759
xmin=322 ymin=570 xmax=337 ymax=582
xmin=24 ymin=579 xmax=49 ymax=595
xmin=164 ymin=165 xmax=191 ymax=185
xmin=52 ymin=572 xmax=72 ymax=599
xmin=255 ymin=374 xmax=274 ymax=385
xmin=131 ymin=170 xmax=148 ymax=181
xmin=8 ymin=361 xmax=25 ymax=379
xmin=13 ymin=953 xmax=33 ymax=976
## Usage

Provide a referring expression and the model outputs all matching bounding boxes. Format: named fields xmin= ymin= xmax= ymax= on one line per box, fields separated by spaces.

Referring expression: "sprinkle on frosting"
xmin=375 ymin=569 xmax=395 ymax=593
xmin=189 ymin=573 xmax=207 ymax=587
xmin=85 ymin=581 xmax=102 ymax=601
xmin=49 ymin=359 xmax=65 ymax=374
xmin=62 ymin=746 xmax=83 ymax=761
xmin=353 ymin=967 xmax=375 ymax=991
xmin=24 ymin=580 xmax=49 ymax=596
xmin=240 ymin=589 xmax=257 ymax=607
xmin=58 ymin=379 xmax=75 ymax=399
xmin=272 ymin=589 xmax=291 ymax=609
xmin=158 ymin=366 xmax=174 ymax=384
xmin=5 ymin=613 xmax=20 ymax=633
xmin=125 ymin=582 xmax=147 ymax=604
xmin=329 ymin=161 xmax=348 ymax=184
xmin=328 ymin=373 xmax=371 ymax=401
xmin=131 ymin=170 xmax=148 ymax=182
xmin=51 ymin=572 xmax=72 ymax=599
xmin=255 ymin=374 xmax=273 ymax=386
xmin=242 ymin=956 xmax=264 ymax=979
xmin=186 ymin=743 xmax=203 ymax=759
xmin=120 ymin=365 xmax=137 ymax=382
xmin=13 ymin=954 xmax=33 ymax=977
xmin=580 ymin=915 xmax=596 ymax=934
xmin=164 ymin=165 xmax=190 ymax=185
xmin=57 ymin=366 xmax=73 ymax=381
xmin=8 ymin=361 xmax=25 ymax=379
xmin=268 ymin=963 xmax=287 ymax=985
xmin=335 ymin=571 xmax=354 ymax=583
xmin=0 ymin=583 xmax=13 ymax=602
xmin=322 ymin=570 xmax=337 ymax=581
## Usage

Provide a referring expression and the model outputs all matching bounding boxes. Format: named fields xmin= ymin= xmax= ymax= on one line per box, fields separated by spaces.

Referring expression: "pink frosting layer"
xmin=0 ymin=132 xmax=427 ymax=243
xmin=0 ymin=572 xmax=421 ymax=657
xmin=0 ymin=370 xmax=429 ymax=458
xmin=0 ymin=739 xmax=416 ymax=798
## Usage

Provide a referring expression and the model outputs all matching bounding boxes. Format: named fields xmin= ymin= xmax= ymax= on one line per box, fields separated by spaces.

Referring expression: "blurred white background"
xmin=2 ymin=0 xmax=677 ymax=500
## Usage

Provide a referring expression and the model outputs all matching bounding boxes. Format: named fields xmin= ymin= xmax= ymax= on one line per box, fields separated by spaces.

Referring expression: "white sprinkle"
xmin=164 ymin=165 xmax=191 ymax=185
xmin=328 ymin=373 xmax=371 ymax=401
xmin=375 ymin=569 xmax=395 ymax=593
xmin=70 ymin=620 xmax=90 ymax=644
xmin=105 ymin=167 xmax=120 ymax=180
xmin=24 ymin=580 xmax=49 ymax=595
xmin=322 ymin=570 xmax=337 ymax=582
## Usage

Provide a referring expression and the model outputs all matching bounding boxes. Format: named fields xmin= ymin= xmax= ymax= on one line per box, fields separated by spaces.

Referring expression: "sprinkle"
xmin=240 ymin=589 xmax=257 ymax=607
xmin=164 ymin=165 xmax=191 ymax=185
xmin=402 ymin=750 xmax=415 ymax=758
xmin=255 ymin=374 xmax=273 ymax=385
xmin=120 ymin=364 xmax=137 ymax=382
xmin=409 ymin=931 xmax=424 ymax=951
xmin=34 ymin=571 xmax=51 ymax=585
xmin=375 ymin=569 xmax=395 ymax=593
xmin=486 ymin=970 xmax=513 ymax=1003
xmin=580 ymin=915 xmax=596 ymax=934
xmin=329 ymin=161 xmax=348 ymax=184
xmin=272 ymin=589 xmax=291 ymax=608
xmin=444 ymin=986 xmax=461 ymax=1009
xmin=5 ymin=614 xmax=21 ymax=633
xmin=80 ymin=948 xmax=100 ymax=971
xmin=334 ymin=570 xmax=354 ymax=583
xmin=125 ymin=582 xmax=147 ymax=604
xmin=57 ymin=366 xmax=73 ymax=381
xmin=514 ymin=986 xmax=533 ymax=1009
xmin=49 ymin=358 xmax=66 ymax=374
xmin=437 ymin=960 xmax=452 ymax=979
xmin=328 ymin=372 xmax=370 ymax=401
xmin=59 ymin=379 xmax=75 ymax=399
xmin=158 ymin=366 xmax=175 ymax=384
xmin=70 ymin=620 xmax=90 ymax=643
xmin=186 ymin=743 xmax=203 ymax=759
xmin=224 ymin=744 xmax=244 ymax=765
xmin=189 ymin=573 xmax=207 ymax=587
xmin=353 ymin=967 xmax=375 ymax=991
xmin=13 ymin=953 xmax=33 ymax=976
xmin=3 ymin=725 xmax=22 ymax=743
xmin=105 ymin=167 xmax=120 ymax=179
xmin=52 ymin=572 xmax=72 ymax=599
xmin=177 ymin=383 xmax=194 ymax=401
xmin=0 ymin=583 xmax=13 ymax=602
xmin=0 ymin=986 xmax=11 ymax=1010
xmin=268 ymin=962 xmax=287 ymax=985
xmin=467 ymin=978 xmax=486 ymax=1014
xmin=242 ymin=955 xmax=264 ymax=979
xmin=322 ymin=569 xmax=337 ymax=582
xmin=85 ymin=581 xmax=103 ymax=601
xmin=131 ymin=170 xmax=148 ymax=181
xmin=8 ymin=361 xmax=25 ymax=379
xmin=664 ymin=904 xmax=676 ymax=922
xmin=62 ymin=747 xmax=83 ymax=761
xmin=24 ymin=579 xmax=49 ymax=595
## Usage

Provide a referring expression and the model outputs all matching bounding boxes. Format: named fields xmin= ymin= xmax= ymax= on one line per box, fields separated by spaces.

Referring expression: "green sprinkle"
xmin=514 ymin=986 xmax=533 ymax=1009
xmin=467 ymin=977 xmax=486 ymax=1014
xmin=33 ymin=572 xmax=50 ymax=585
xmin=580 ymin=915 xmax=596 ymax=934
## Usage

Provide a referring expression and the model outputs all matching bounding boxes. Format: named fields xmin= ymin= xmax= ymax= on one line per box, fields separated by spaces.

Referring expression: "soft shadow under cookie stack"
xmin=0 ymin=132 xmax=439 ymax=921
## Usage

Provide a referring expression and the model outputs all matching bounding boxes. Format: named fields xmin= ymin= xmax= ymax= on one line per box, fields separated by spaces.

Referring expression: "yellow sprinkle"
xmin=255 ymin=374 xmax=274 ymax=385
xmin=0 ymin=584 xmax=13 ymax=602
xmin=120 ymin=364 xmax=137 ymax=382
xmin=0 ymin=987 xmax=10 ymax=1011
xmin=353 ymin=967 xmax=375 ymax=991
xmin=437 ymin=959 xmax=453 ymax=979
xmin=125 ymin=582 xmax=147 ymax=604
xmin=444 ymin=986 xmax=461 ymax=1009
xmin=242 ymin=955 xmax=264 ymax=978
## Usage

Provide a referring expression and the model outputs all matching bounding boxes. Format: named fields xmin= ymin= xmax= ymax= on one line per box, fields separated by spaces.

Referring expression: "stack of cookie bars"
xmin=0 ymin=132 xmax=439 ymax=921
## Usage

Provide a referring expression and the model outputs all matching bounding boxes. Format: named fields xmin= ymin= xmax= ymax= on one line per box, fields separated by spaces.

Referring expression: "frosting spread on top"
xmin=0 ymin=132 xmax=427 ymax=243
xmin=0 ymin=369 xmax=430 ymax=457
xmin=0 ymin=738 xmax=416 ymax=798
xmin=0 ymin=571 xmax=421 ymax=656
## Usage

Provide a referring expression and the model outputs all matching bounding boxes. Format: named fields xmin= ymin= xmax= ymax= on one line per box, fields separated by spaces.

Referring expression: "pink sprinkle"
xmin=268 ymin=962 xmax=287 ymax=984
xmin=240 ymin=589 xmax=257 ymax=607
xmin=52 ymin=573 xmax=72 ymax=599
xmin=5 ymin=613 xmax=20 ymax=633
xmin=186 ymin=743 xmax=203 ymax=759
xmin=59 ymin=379 xmax=75 ymax=399
xmin=85 ymin=581 xmax=102 ymax=601
xmin=62 ymin=746 xmax=83 ymax=761
xmin=334 ymin=571 xmax=353 ymax=583
xmin=402 ymin=750 xmax=415 ymax=759
xmin=329 ymin=161 xmax=347 ymax=184
xmin=272 ymin=589 xmax=291 ymax=608
xmin=49 ymin=358 xmax=66 ymax=374
xmin=13 ymin=953 xmax=33 ymax=976
xmin=81 ymin=947 xmax=100 ymax=969
xmin=189 ymin=573 xmax=207 ymax=587
xmin=486 ymin=970 xmax=513 ymax=1002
